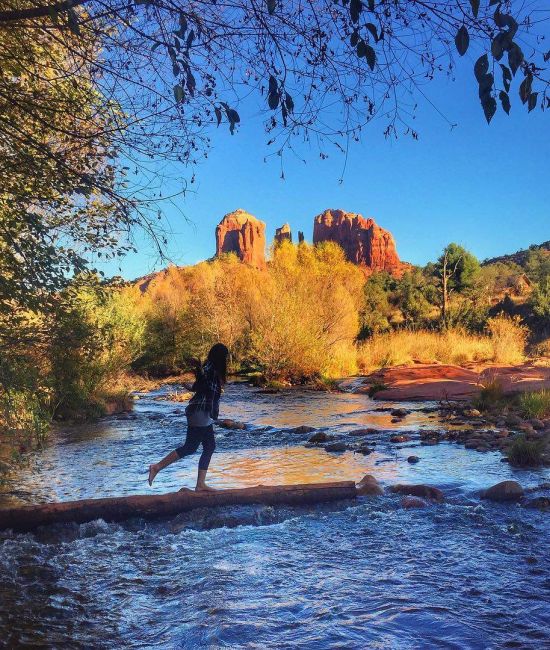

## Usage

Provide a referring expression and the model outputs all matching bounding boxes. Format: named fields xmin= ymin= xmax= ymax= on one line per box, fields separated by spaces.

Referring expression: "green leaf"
xmin=365 ymin=22 xmax=378 ymax=42
xmin=500 ymin=64 xmax=512 ymax=92
xmin=368 ymin=0 xmax=375 ymax=10
xmin=350 ymin=30 xmax=359 ymax=47
xmin=477 ymin=73 xmax=494 ymax=100
xmin=268 ymin=75 xmax=279 ymax=109
xmin=491 ymin=33 xmax=511 ymax=61
xmin=519 ymin=74 xmax=532 ymax=104
xmin=528 ymin=92 xmax=538 ymax=112
xmin=474 ymin=54 xmax=489 ymax=83
xmin=469 ymin=0 xmax=480 ymax=18
xmin=350 ymin=0 xmax=362 ymax=24
xmin=267 ymin=0 xmax=276 ymax=15
xmin=173 ymin=84 xmax=185 ymax=103
xmin=455 ymin=25 xmax=469 ymax=56
xmin=186 ymin=30 xmax=195 ymax=49
xmin=285 ymin=93 xmax=294 ymax=113
xmin=481 ymin=96 xmax=497 ymax=123
xmin=364 ymin=45 xmax=376 ymax=70
xmin=172 ymin=63 xmax=180 ymax=77
xmin=499 ymin=90 xmax=511 ymax=114
xmin=214 ymin=107 xmax=222 ymax=126
xmin=356 ymin=40 xmax=367 ymax=58
xmin=508 ymin=43 xmax=524 ymax=76
xmin=226 ymin=108 xmax=240 ymax=135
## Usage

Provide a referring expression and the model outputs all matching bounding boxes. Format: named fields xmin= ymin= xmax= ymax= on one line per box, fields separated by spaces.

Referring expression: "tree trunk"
xmin=0 ymin=481 xmax=357 ymax=532
xmin=441 ymin=251 xmax=449 ymax=327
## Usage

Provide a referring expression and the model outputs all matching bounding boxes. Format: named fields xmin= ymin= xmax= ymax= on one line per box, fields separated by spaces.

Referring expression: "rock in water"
xmin=312 ymin=208 xmax=408 ymax=276
xmin=308 ymin=431 xmax=331 ymax=443
xmin=356 ymin=474 xmax=384 ymax=496
xmin=480 ymin=480 xmax=524 ymax=502
xmin=389 ymin=484 xmax=444 ymax=502
xmin=407 ymin=456 xmax=420 ymax=464
xmin=390 ymin=434 xmax=411 ymax=443
xmin=215 ymin=208 xmax=266 ymax=268
xmin=324 ymin=442 xmax=347 ymax=453
xmin=401 ymin=496 xmax=427 ymax=509
xmin=216 ymin=419 xmax=247 ymax=430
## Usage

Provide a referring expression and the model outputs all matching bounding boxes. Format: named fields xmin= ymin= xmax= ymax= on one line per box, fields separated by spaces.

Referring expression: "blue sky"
xmin=98 ymin=55 xmax=549 ymax=280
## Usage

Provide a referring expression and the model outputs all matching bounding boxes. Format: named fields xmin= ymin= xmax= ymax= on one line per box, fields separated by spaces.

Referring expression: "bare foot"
xmin=148 ymin=464 xmax=159 ymax=486
xmin=195 ymin=484 xmax=217 ymax=492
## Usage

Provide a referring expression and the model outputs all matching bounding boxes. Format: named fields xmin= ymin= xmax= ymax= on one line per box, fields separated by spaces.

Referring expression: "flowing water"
xmin=1 ymin=382 xmax=549 ymax=648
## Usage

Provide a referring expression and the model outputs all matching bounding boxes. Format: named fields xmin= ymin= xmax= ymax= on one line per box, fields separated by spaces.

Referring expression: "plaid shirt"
xmin=185 ymin=361 xmax=222 ymax=420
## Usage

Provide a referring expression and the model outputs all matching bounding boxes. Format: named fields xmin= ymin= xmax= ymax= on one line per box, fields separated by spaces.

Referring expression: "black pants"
xmin=175 ymin=425 xmax=216 ymax=471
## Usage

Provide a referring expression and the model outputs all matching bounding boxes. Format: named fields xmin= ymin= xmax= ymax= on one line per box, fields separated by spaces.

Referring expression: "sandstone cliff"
xmin=215 ymin=209 xmax=266 ymax=268
xmin=274 ymin=223 xmax=292 ymax=244
xmin=312 ymin=208 xmax=406 ymax=276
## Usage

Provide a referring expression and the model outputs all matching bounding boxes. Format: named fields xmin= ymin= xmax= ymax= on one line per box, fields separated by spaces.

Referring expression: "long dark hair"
xmin=206 ymin=343 xmax=229 ymax=384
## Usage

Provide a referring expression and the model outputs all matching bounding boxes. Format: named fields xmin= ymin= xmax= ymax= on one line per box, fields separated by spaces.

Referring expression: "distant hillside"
xmin=483 ymin=241 xmax=550 ymax=268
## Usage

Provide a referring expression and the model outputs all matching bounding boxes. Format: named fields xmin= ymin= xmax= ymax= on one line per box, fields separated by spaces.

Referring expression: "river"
xmin=1 ymin=382 xmax=549 ymax=648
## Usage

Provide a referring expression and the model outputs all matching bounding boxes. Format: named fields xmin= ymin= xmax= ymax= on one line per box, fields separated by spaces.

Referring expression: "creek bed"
xmin=1 ymin=382 xmax=549 ymax=648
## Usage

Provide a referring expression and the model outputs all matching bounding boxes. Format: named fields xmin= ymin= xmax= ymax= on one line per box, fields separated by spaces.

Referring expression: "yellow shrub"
xmin=486 ymin=315 xmax=527 ymax=364
xmin=357 ymin=328 xmax=501 ymax=372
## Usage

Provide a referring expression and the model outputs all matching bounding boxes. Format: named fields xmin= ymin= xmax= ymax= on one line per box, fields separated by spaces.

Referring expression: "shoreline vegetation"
xmin=2 ymin=239 xmax=550 ymax=472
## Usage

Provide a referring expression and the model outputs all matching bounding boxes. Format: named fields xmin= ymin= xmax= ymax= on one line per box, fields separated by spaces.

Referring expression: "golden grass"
xmin=357 ymin=317 xmax=527 ymax=372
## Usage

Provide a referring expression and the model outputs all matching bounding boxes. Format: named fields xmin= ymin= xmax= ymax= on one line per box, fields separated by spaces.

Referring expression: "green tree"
xmin=359 ymin=273 xmax=394 ymax=337
xmin=394 ymin=269 xmax=433 ymax=327
xmin=436 ymin=244 xmax=480 ymax=326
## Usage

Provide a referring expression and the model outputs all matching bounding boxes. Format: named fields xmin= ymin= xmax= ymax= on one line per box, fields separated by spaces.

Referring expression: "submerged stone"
xmin=480 ymin=480 xmax=524 ymax=502
xmin=356 ymin=474 xmax=383 ymax=496
xmin=389 ymin=484 xmax=444 ymax=502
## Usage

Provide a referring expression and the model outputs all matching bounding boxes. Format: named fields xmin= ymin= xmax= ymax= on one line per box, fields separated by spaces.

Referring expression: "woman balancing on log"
xmin=148 ymin=343 xmax=229 ymax=491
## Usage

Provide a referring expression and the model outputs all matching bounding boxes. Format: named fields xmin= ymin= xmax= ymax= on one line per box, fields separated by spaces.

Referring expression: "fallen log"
xmin=0 ymin=481 xmax=357 ymax=532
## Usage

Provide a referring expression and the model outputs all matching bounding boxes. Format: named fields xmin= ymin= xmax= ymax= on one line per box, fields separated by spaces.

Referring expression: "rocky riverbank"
xmin=350 ymin=362 xmax=550 ymax=401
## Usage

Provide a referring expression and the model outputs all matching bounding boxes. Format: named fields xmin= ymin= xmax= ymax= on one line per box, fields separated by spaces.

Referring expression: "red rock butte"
xmin=312 ymin=208 xmax=407 ymax=276
xmin=215 ymin=209 xmax=266 ymax=268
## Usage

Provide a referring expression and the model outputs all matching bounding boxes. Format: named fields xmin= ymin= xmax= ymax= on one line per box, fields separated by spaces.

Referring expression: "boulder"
xmin=407 ymin=455 xmax=420 ymax=464
xmin=480 ymin=480 xmax=524 ymax=502
xmin=355 ymin=445 xmax=374 ymax=455
xmin=216 ymin=419 xmax=247 ymax=430
xmin=288 ymin=425 xmax=316 ymax=434
xmin=356 ymin=474 xmax=384 ymax=496
xmin=390 ymin=434 xmax=411 ymax=443
xmin=389 ymin=484 xmax=444 ymax=502
xmin=312 ymin=208 xmax=407 ymax=276
xmin=215 ymin=209 xmax=266 ymax=268
xmin=401 ymin=496 xmax=427 ymax=509
xmin=464 ymin=408 xmax=482 ymax=418
xmin=324 ymin=442 xmax=347 ymax=453
xmin=308 ymin=431 xmax=331 ymax=444
xmin=349 ymin=427 xmax=379 ymax=436
xmin=524 ymin=497 xmax=550 ymax=510
xmin=391 ymin=408 xmax=409 ymax=417
xmin=505 ymin=414 xmax=522 ymax=427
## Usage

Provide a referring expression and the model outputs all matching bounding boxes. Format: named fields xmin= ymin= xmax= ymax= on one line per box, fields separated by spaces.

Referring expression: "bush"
xmin=472 ymin=378 xmax=506 ymax=412
xmin=507 ymin=435 xmax=544 ymax=467
xmin=486 ymin=315 xmax=527 ymax=364
xmin=357 ymin=328 xmax=494 ymax=371
xmin=518 ymin=389 xmax=550 ymax=419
